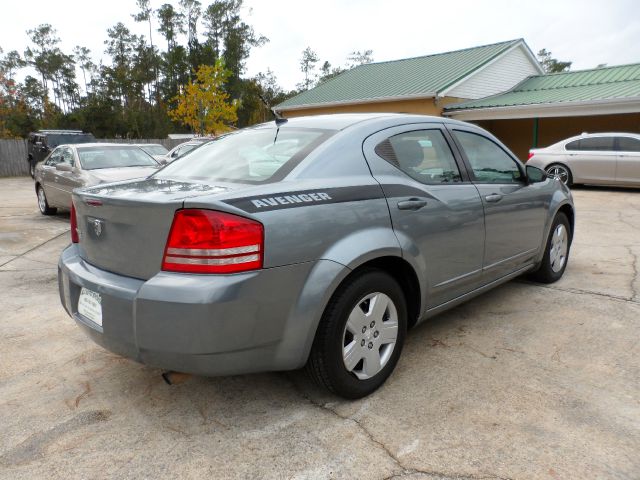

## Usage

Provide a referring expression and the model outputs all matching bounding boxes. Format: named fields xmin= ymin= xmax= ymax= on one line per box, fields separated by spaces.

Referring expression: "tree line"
xmin=0 ymin=0 xmax=374 ymax=139
xmin=0 ymin=0 xmax=572 ymax=140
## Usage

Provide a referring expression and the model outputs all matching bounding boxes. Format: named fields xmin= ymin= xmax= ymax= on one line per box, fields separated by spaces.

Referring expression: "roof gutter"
xmin=275 ymin=92 xmax=437 ymax=113
xmin=443 ymin=96 xmax=640 ymax=120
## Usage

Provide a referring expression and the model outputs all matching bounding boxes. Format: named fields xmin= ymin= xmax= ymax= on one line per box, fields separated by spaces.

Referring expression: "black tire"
xmin=36 ymin=185 xmax=57 ymax=215
xmin=529 ymin=212 xmax=571 ymax=284
xmin=545 ymin=163 xmax=573 ymax=187
xmin=306 ymin=269 xmax=407 ymax=399
xmin=29 ymin=159 xmax=36 ymax=178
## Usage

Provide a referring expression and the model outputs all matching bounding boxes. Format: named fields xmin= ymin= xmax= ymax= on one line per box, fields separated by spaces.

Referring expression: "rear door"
xmin=615 ymin=136 xmax=640 ymax=185
xmin=363 ymin=123 xmax=485 ymax=309
xmin=449 ymin=127 xmax=548 ymax=282
xmin=565 ymin=136 xmax=616 ymax=184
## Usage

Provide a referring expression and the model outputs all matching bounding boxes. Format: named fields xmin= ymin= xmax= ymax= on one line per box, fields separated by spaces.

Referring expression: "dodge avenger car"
xmin=58 ymin=114 xmax=574 ymax=398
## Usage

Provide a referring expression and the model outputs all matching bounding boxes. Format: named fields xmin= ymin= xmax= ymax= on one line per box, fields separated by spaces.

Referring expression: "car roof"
xmin=562 ymin=132 xmax=640 ymax=142
xmin=252 ymin=113 xmax=462 ymax=131
xmin=72 ymin=143 xmax=145 ymax=149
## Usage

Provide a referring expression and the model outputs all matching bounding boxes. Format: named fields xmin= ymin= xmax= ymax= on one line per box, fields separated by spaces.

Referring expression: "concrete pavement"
xmin=1 ymin=177 xmax=639 ymax=479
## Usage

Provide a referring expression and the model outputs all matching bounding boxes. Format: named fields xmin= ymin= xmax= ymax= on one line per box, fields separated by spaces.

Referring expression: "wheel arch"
xmin=345 ymin=256 xmax=422 ymax=330
xmin=557 ymin=203 xmax=575 ymax=243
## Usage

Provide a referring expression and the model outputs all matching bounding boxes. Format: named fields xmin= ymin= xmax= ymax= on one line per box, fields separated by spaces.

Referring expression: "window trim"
xmin=446 ymin=126 xmax=526 ymax=185
xmin=374 ymin=128 xmax=466 ymax=186
xmin=368 ymin=124 xmax=474 ymax=184
xmin=614 ymin=136 xmax=640 ymax=153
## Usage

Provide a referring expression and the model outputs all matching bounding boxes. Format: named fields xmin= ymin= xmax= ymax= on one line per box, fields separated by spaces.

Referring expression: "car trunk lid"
xmin=73 ymin=178 xmax=231 ymax=280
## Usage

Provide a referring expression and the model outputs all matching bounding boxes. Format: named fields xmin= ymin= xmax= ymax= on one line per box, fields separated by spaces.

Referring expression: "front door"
xmin=449 ymin=128 xmax=548 ymax=282
xmin=363 ymin=124 xmax=485 ymax=309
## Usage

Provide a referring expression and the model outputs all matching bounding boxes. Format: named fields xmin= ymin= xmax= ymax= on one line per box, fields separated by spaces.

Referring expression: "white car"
xmin=527 ymin=132 xmax=640 ymax=187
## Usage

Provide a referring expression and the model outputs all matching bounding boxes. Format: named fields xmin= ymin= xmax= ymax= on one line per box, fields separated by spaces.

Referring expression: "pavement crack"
xmin=517 ymin=280 xmax=639 ymax=305
xmin=0 ymin=230 xmax=68 ymax=269
xmin=626 ymin=245 xmax=639 ymax=302
xmin=288 ymin=376 xmax=512 ymax=480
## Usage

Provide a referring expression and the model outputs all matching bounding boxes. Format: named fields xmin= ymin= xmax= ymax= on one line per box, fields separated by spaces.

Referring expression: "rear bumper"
xmin=58 ymin=245 xmax=346 ymax=376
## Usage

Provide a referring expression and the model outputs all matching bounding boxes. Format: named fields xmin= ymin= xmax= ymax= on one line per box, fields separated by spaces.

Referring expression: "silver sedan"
xmin=527 ymin=132 xmax=640 ymax=187
xmin=34 ymin=143 xmax=160 ymax=215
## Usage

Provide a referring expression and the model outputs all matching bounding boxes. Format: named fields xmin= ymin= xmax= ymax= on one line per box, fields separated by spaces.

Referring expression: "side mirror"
xmin=56 ymin=163 xmax=73 ymax=172
xmin=526 ymin=165 xmax=547 ymax=183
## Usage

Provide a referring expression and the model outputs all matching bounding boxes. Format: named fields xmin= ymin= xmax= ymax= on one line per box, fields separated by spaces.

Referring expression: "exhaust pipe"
xmin=162 ymin=371 xmax=192 ymax=385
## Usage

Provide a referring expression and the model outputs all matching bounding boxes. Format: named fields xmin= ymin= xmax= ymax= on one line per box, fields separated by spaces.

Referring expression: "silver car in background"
xmin=132 ymin=143 xmax=169 ymax=163
xmin=34 ymin=143 xmax=160 ymax=215
xmin=528 ymin=132 xmax=640 ymax=187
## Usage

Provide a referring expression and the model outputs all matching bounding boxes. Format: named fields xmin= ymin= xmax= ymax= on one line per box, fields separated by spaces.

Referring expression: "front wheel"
xmin=306 ymin=269 xmax=407 ymax=399
xmin=37 ymin=185 xmax=57 ymax=215
xmin=530 ymin=212 xmax=571 ymax=283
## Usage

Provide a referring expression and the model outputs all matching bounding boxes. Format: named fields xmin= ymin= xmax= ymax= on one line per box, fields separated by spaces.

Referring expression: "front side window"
xmin=61 ymin=148 xmax=74 ymax=166
xmin=453 ymin=130 xmax=523 ymax=184
xmin=156 ymin=127 xmax=334 ymax=184
xmin=616 ymin=137 xmax=640 ymax=152
xmin=375 ymin=129 xmax=461 ymax=184
xmin=45 ymin=147 xmax=64 ymax=166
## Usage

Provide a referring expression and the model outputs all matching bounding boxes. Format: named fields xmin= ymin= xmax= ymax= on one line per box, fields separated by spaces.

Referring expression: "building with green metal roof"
xmin=444 ymin=63 xmax=640 ymax=159
xmin=276 ymin=39 xmax=640 ymax=160
xmin=275 ymin=39 xmax=543 ymax=117
xmin=444 ymin=63 xmax=640 ymax=120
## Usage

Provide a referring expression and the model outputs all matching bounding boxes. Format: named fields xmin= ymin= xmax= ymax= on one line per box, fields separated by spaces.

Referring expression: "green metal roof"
xmin=277 ymin=39 xmax=524 ymax=110
xmin=445 ymin=63 xmax=640 ymax=111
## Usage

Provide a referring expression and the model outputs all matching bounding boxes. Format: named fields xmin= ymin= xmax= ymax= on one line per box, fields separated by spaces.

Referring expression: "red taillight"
xmin=70 ymin=202 xmax=79 ymax=243
xmin=162 ymin=209 xmax=263 ymax=274
xmin=527 ymin=152 xmax=535 ymax=160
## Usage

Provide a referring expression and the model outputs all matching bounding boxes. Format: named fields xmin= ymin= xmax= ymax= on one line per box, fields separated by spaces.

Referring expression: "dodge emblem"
xmin=92 ymin=219 xmax=104 ymax=237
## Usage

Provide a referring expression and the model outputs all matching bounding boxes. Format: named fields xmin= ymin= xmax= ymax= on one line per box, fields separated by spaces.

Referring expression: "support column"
xmin=532 ymin=117 xmax=539 ymax=148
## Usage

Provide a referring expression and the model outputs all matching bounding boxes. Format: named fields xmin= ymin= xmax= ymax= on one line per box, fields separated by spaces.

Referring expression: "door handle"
xmin=485 ymin=193 xmax=503 ymax=203
xmin=397 ymin=198 xmax=428 ymax=210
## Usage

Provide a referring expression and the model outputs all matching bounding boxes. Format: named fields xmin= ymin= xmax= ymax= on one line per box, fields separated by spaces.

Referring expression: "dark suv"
xmin=27 ymin=130 xmax=95 ymax=177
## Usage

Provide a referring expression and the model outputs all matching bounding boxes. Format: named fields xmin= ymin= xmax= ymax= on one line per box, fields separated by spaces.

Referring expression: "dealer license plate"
xmin=78 ymin=287 xmax=102 ymax=327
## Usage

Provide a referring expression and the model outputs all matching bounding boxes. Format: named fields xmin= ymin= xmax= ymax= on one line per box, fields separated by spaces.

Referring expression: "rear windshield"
xmin=78 ymin=146 xmax=158 ymax=170
xmin=155 ymin=127 xmax=334 ymax=184
xmin=140 ymin=145 xmax=168 ymax=155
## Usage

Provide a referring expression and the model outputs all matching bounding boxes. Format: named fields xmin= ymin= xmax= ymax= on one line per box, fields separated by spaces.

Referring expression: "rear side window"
xmin=453 ymin=130 xmax=523 ymax=184
xmin=156 ymin=127 xmax=334 ymax=184
xmin=375 ymin=129 xmax=461 ymax=184
xmin=617 ymin=137 xmax=640 ymax=152
xmin=566 ymin=137 xmax=614 ymax=152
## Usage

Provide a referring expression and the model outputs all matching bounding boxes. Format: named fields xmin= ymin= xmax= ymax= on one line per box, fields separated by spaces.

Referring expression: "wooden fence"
xmin=0 ymin=138 xmax=185 ymax=177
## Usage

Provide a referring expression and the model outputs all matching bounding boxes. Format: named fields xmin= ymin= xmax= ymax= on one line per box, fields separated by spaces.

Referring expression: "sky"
xmin=1 ymin=0 xmax=640 ymax=91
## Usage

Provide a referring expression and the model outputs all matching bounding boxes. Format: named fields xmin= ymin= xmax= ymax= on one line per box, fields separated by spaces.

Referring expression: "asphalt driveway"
xmin=1 ymin=177 xmax=639 ymax=479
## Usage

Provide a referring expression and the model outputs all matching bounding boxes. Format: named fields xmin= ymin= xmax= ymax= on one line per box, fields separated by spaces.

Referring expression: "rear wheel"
xmin=530 ymin=212 xmax=571 ymax=283
xmin=37 ymin=185 xmax=57 ymax=215
xmin=29 ymin=159 xmax=36 ymax=178
xmin=545 ymin=163 xmax=573 ymax=187
xmin=306 ymin=269 xmax=407 ymax=399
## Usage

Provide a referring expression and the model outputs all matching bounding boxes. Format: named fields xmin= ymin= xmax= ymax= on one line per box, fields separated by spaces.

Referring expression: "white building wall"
xmin=448 ymin=46 xmax=541 ymax=100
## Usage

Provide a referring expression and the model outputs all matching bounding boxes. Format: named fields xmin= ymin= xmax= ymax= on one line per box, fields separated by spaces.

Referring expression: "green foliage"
xmin=168 ymin=61 xmax=237 ymax=135
xmin=537 ymin=48 xmax=572 ymax=73
xmin=0 ymin=2 xmax=377 ymax=139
